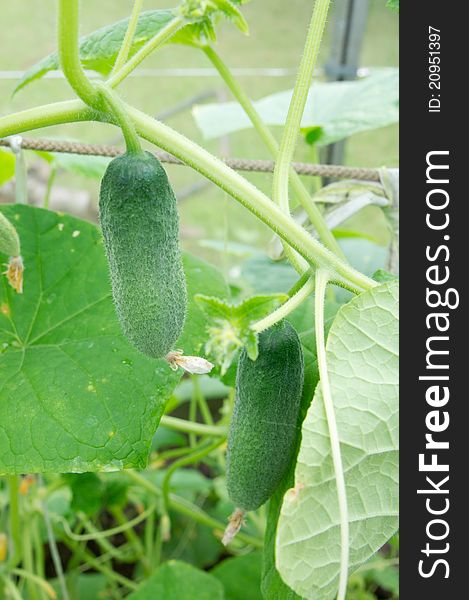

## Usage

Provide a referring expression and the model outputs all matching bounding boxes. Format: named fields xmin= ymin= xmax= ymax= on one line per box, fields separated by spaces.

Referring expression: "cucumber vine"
xmin=0 ymin=2 xmax=398 ymax=599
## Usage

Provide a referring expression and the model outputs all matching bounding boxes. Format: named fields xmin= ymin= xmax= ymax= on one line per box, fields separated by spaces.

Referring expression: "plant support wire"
xmin=0 ymin=137 xmax=381 ymax=181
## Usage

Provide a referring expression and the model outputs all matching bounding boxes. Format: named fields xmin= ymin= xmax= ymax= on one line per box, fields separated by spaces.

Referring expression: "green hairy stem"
xmin=0 ymin=100 xmax=376 ymax=292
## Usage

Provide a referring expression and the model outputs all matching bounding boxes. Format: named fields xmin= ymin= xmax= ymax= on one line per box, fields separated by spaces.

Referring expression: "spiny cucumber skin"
xmin=226 ymin=320 xmax=304 ymax=511
xmin=99 ymin=151 xmax=187 ymax=359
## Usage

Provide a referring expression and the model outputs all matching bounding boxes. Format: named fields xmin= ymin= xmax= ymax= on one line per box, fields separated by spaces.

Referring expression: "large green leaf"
xmin=47 ymin=574 xmax=108 ymax=600
xmin=127 ymin=560 xmax=225 ymax=600
xmin=211 ymin=552 xmax=263 ymax=600
xmin=276 ymin=281 xmax=399 ymax=600
xmin=15 ymin=6 xmax=248 ymax=94
xmin=0 ymin=205 xmax=228 ymax=474
xmin=193 ymin=69 xmax=399 ymax=145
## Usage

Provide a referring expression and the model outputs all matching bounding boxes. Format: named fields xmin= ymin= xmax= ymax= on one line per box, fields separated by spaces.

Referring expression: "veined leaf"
xmin=15 ymin=6 xmax=248 ymax=94
xmin=211 ymin=552 xmax=263 ymax=600
xmin=127 ymin=560 xmax=225 ymax=600
xmin=0 ymin=205 xmax=228 ymax=474
xmin=276 ymin=281 xmax=399 ymax=600
xmin=193 ymin=69 xmax=399 ymax=145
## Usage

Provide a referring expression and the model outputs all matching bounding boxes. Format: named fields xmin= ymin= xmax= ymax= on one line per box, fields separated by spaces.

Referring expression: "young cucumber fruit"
xmin=99 ymin=151 xmax=187 ymax=359
xmin=226 ymin=320 xmax=304 ymax=511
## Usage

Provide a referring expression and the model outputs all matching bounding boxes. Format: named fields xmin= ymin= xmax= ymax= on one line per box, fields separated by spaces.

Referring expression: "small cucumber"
xmin=99 ymin=151 xmax=187 ymax=358
xmin=226 ymin=320 xmax=304 ymax=511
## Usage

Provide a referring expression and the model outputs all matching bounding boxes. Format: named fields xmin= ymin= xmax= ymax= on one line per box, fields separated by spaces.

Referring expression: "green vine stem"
xmin=125 ymin=470 xmax=262 ymax=548
xmin=143 ymin=509 xmax=156 ymax=568
xmin=19 ymin=526 xmax=40 ymax=600
xmin=111 ymin=506 xmax=147 ymax=567
xmin=57 ymin=0 xmax=101 ymax=108
xmin=188 ymin=389 xmax=198 ymax=448
xmin=11 ymin=570 xmax=55 ymax=600
xmin=0 ymin=100 xmax=376 ymax=292
xmin=107 ymin=14 xmax=185 ymax=89
xmin=156 ymin=444 xmax=199 ymax=463
xmin=315 ymin=268 xmax=349 ymax=600
xmin=96 ymin=83 xmax=142 ymax=154
xmin=76 ymin=514 xmax=135 ymax=562
xmin=129 ymin=106 xmax=374 ymax=291
xmin=151 ymin=518 xmax=163 ymax=570
xmin=111 ymin=0 xmax=145 ymax=76
xmin=62 ymin=539 xmax=139 ymax=591
xmin=1 ymin=577 xmax=23 ymax=600
xmin=192 ymin=374 xmax=214 ymax=425
xmin=160 ymin=415 xmax=227 ymax=437
xmin=252 ymin=276 xmax=315 ymax=333
xmin=58 ymin=504 xmax=155 ymax=543
xmin=161 ymin=438 xmax=225 ymax=539
xmin=32 ymin=516 xmax=46 ymax=581
xmin=287 ymin=268 xmax=314 ymax=296
xmin=204 ymin=45 xmax=345 ymax=262
xmin=7 ymin=475 xmax=21 ymax=568
xmin=272 ymin=0 xmax=330 ymax=216
xmin=39 ymin=474 xmax=70 ymax=600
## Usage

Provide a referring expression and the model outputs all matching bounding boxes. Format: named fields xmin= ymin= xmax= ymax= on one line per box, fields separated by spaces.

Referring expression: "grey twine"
xmin=0 ymin=136 xmax=381 ymax=181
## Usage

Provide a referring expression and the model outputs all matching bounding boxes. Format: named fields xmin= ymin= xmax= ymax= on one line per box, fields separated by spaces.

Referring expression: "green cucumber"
xmin=99 ymin=151 xmax=187 ymax=358
xmin=226 ymin=320 xmax=304 ymax=511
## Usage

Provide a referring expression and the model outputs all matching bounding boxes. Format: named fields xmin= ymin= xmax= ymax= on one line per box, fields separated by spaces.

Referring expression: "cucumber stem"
xmin=252 ymin=277 xmax=315 ymax=333
xmin=287 ymin=268 xmax=314 ymax=297
xmin=111 ymin=0 xmax=145 ymax=76
xmin=315 ymin=268 xmax=349 ymax=600
xmin=96 ymin=83 xmax=142 ymax=155
xmin=272 ymin=0 xmax=331 ymax=268
xmin=128 ymin=105 xmax=376 ymax=291
xmin=0 ymin=100 xmax=377 ymax=292
xmin=272 ymin=0 xmax=331 ymax=216
xmin=57 ymin=0 xmax=100 ymax=108
xmin=160 ymin=415 xmax=227 ymax=437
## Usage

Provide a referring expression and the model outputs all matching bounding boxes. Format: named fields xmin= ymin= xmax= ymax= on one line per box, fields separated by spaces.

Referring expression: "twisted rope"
xmin=0 ymin=137 xmax=381 ymax=181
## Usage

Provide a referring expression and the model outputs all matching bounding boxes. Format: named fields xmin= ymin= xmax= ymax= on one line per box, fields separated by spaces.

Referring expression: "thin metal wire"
xmin=0 ymin=136 xmax=381 ymax=181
